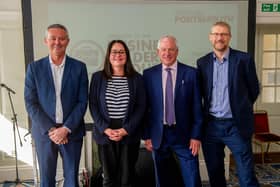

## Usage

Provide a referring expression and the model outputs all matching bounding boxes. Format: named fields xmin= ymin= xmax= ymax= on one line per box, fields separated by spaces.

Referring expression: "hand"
xmin=104 ymin=128 xmax=122 ymax=142
xmin=109 ymin=135 xmax=123 ymax=142
xmin=104 ymin=128 xmax=117 ymax=138
xmin=115 ymin=128 xmax=128 ymax=137
xmin=49 ymin=127 xmax=69 ymax=145
xmin=59 ymin=137 xmax=68 ymax=145
xmin=144 ymin=139 xmax=153 ymax=152
xmin=189 ymin=139 xmax=201 ymax=156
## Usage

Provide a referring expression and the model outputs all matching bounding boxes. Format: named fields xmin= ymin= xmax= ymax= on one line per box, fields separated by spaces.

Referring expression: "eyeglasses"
xmin=210 ymin=33 xmax=230 ymax=37
xmin=111 ymin=50 xmax=126 ymax=55
xmin=158 ymin=48 xmax=177 ymax=53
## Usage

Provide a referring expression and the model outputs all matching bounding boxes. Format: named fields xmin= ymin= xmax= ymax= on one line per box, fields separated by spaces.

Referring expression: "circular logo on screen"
xmin=69 ymin=40 xmax=105 ymax=74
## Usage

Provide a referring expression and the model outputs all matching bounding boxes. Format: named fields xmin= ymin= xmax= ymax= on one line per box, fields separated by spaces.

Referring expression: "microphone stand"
xmin=24 ymin=132 xmax=39 ymax=187
xmin=2 ymin=87 xmax=32 ymax=187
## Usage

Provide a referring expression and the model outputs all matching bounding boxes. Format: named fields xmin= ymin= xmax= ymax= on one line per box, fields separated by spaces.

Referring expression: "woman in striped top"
xmin=89 ymin=40 xmax=146 ymax=187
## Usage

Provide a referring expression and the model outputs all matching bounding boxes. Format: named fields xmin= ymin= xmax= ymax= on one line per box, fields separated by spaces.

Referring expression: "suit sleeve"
xmin=196 ymin=59 xmax=204 ymax=101
xmin=24 ymin=63 xmax=54 ymax=135
xmin=89 ymin=73 xmax=110 ymax=134
xmin=63 ymin=64 xmax=88 ymax=131
xmin=122 ymin=75 xmax=146 ymax=136
xmin=246 ymin=56 xmax=260 ymax=103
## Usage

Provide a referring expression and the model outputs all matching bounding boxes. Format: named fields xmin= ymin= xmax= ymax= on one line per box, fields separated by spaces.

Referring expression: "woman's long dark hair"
xmin=103 ymin=40 xmax=136 ymax=79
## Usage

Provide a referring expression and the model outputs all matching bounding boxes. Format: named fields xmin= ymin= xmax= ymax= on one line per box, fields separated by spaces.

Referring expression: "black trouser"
xmin=98 ymin=119 xmax=140 ymax=187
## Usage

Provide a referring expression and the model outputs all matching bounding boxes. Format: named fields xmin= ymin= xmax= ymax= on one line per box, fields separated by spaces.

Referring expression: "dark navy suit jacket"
xmin=143 ymin=62 xmax=203 ymax=149
xmin=197 ymin=48 xmax=260 ymax=139
xmin=89 ymin=71 xmax=146 ymax=145
xmin=24 ymin=55 xmax=88 ymax=141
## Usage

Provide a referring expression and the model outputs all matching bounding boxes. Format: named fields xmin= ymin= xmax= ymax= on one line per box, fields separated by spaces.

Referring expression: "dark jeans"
xmin=202 ymin=120 xmax=260 ymax=187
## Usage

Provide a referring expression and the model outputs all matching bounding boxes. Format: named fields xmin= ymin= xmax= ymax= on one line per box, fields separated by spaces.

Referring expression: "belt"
xmin=208 ymin=115 xmax=233 ymax=121
xmin=55 ymin=123 xmax=63 ymax=127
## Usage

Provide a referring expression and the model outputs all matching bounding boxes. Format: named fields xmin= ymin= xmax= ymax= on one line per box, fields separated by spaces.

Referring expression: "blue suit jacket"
xmin=143 ymin=62 xmax=203 ymax=149
xmin=197 ymin=48 xmax=260 ymax=139
xmin=89 ymin=71 xmax=146 ymax=144
xmin=24 ymin=56 xmax=88 ymax=141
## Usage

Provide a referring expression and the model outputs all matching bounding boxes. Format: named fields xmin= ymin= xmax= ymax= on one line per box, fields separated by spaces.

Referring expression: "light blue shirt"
xmin=209 ymin=50 xmax=232 ymax=118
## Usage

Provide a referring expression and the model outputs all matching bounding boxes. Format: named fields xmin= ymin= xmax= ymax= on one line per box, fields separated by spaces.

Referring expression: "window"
xmin=261 ymin=34 xmax=280 ymax=103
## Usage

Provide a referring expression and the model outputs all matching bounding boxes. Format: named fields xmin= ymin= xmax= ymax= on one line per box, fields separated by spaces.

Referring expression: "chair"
xmin=253 ymin=110 xmax=280 ymax=164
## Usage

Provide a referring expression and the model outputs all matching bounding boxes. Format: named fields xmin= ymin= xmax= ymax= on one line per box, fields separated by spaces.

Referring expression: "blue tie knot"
xmin=165 ymin=67 xmax=172 ymax=72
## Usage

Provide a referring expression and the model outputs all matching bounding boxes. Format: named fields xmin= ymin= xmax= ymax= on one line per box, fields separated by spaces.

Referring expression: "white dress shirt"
xmin=49 ymin=56 xmax=66 ymax=124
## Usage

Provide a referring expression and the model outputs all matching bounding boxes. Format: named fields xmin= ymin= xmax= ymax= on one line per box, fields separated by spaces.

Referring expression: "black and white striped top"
xmin=105 ymin=76 xmax=130 ymax=119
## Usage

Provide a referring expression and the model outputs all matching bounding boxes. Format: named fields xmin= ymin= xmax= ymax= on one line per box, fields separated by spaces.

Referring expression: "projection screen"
xmin=31 ymin=0 xmax=249 ymax=122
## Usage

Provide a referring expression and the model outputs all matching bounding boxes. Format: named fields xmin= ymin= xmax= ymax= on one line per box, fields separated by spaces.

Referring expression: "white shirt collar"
xmin=49 ymin=55 xmax=66 ymax=67
xmin=162 ymin=60 xmax=178 ymax=71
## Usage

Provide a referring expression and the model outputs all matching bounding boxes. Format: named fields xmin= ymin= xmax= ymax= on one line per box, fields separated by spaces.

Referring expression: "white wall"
xmin=0 ymin=0 xmax=32 ymax=181
xmin=0 ymin=0 xmax=27 ymax=129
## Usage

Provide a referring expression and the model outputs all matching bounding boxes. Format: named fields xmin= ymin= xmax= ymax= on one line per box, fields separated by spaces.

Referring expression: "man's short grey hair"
xmin=45 ymin=23 xmax=69 ymax=38
xmin=211 ymin=21 xmax=231 ymax=35
xmin=157 ymin=35 xmax=178 ymax=49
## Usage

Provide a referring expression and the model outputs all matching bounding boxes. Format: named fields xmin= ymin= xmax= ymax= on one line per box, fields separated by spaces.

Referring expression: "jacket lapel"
xmin=44 ymin=57 xmax=56 ymax=93
xmin=154 ymin=65 xmax=163 ymax=112
xmin=228 ymin=49 xmax=237 ymax=94
xmin=175 ymin=62 xmax=183 ymax=100
xmin=61 ymin=56 xmax=71 ymax=90
xmin=100 ymin=75 xmax=110 ymax=122
xmin=206 ymin=54 xmax=214 ymax=102
xmin=124 ymin=78 xmax=134 ymax=121
xmin=156 ymin=64 xmax=163 ymax=101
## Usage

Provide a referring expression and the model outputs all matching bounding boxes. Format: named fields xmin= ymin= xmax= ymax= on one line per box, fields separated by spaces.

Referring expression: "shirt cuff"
xmin=63 ymin=126 xmax=71 ymax=133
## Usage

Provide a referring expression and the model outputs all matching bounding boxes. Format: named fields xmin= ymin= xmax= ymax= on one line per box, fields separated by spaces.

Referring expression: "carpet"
xmin=1 ymin=180 xmax=34 ymax=187
xmin=226 ymin=163 xmax=280 ymax=187
xmin=1 ymin=163 xmax=280 ymax=187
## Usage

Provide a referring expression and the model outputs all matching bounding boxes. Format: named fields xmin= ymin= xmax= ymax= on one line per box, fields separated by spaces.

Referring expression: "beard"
xmin=213 ymin=41 xmax=228 ymax=52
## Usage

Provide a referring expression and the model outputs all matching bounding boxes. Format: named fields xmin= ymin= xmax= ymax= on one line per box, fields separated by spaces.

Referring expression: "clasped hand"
xmin=104 ymin=128 xmax=128 ymax=142
xmin=48 ymin=127 xmax=69 ymax=145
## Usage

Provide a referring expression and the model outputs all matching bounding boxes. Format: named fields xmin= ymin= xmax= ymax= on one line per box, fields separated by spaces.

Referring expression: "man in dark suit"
xmin=143 ymin=35 xmax=203 ymax=187
xmin=197 ymin=21 xmax=260 ymax=187
xmin=24 ymin=24 xmax=88 ymax=187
